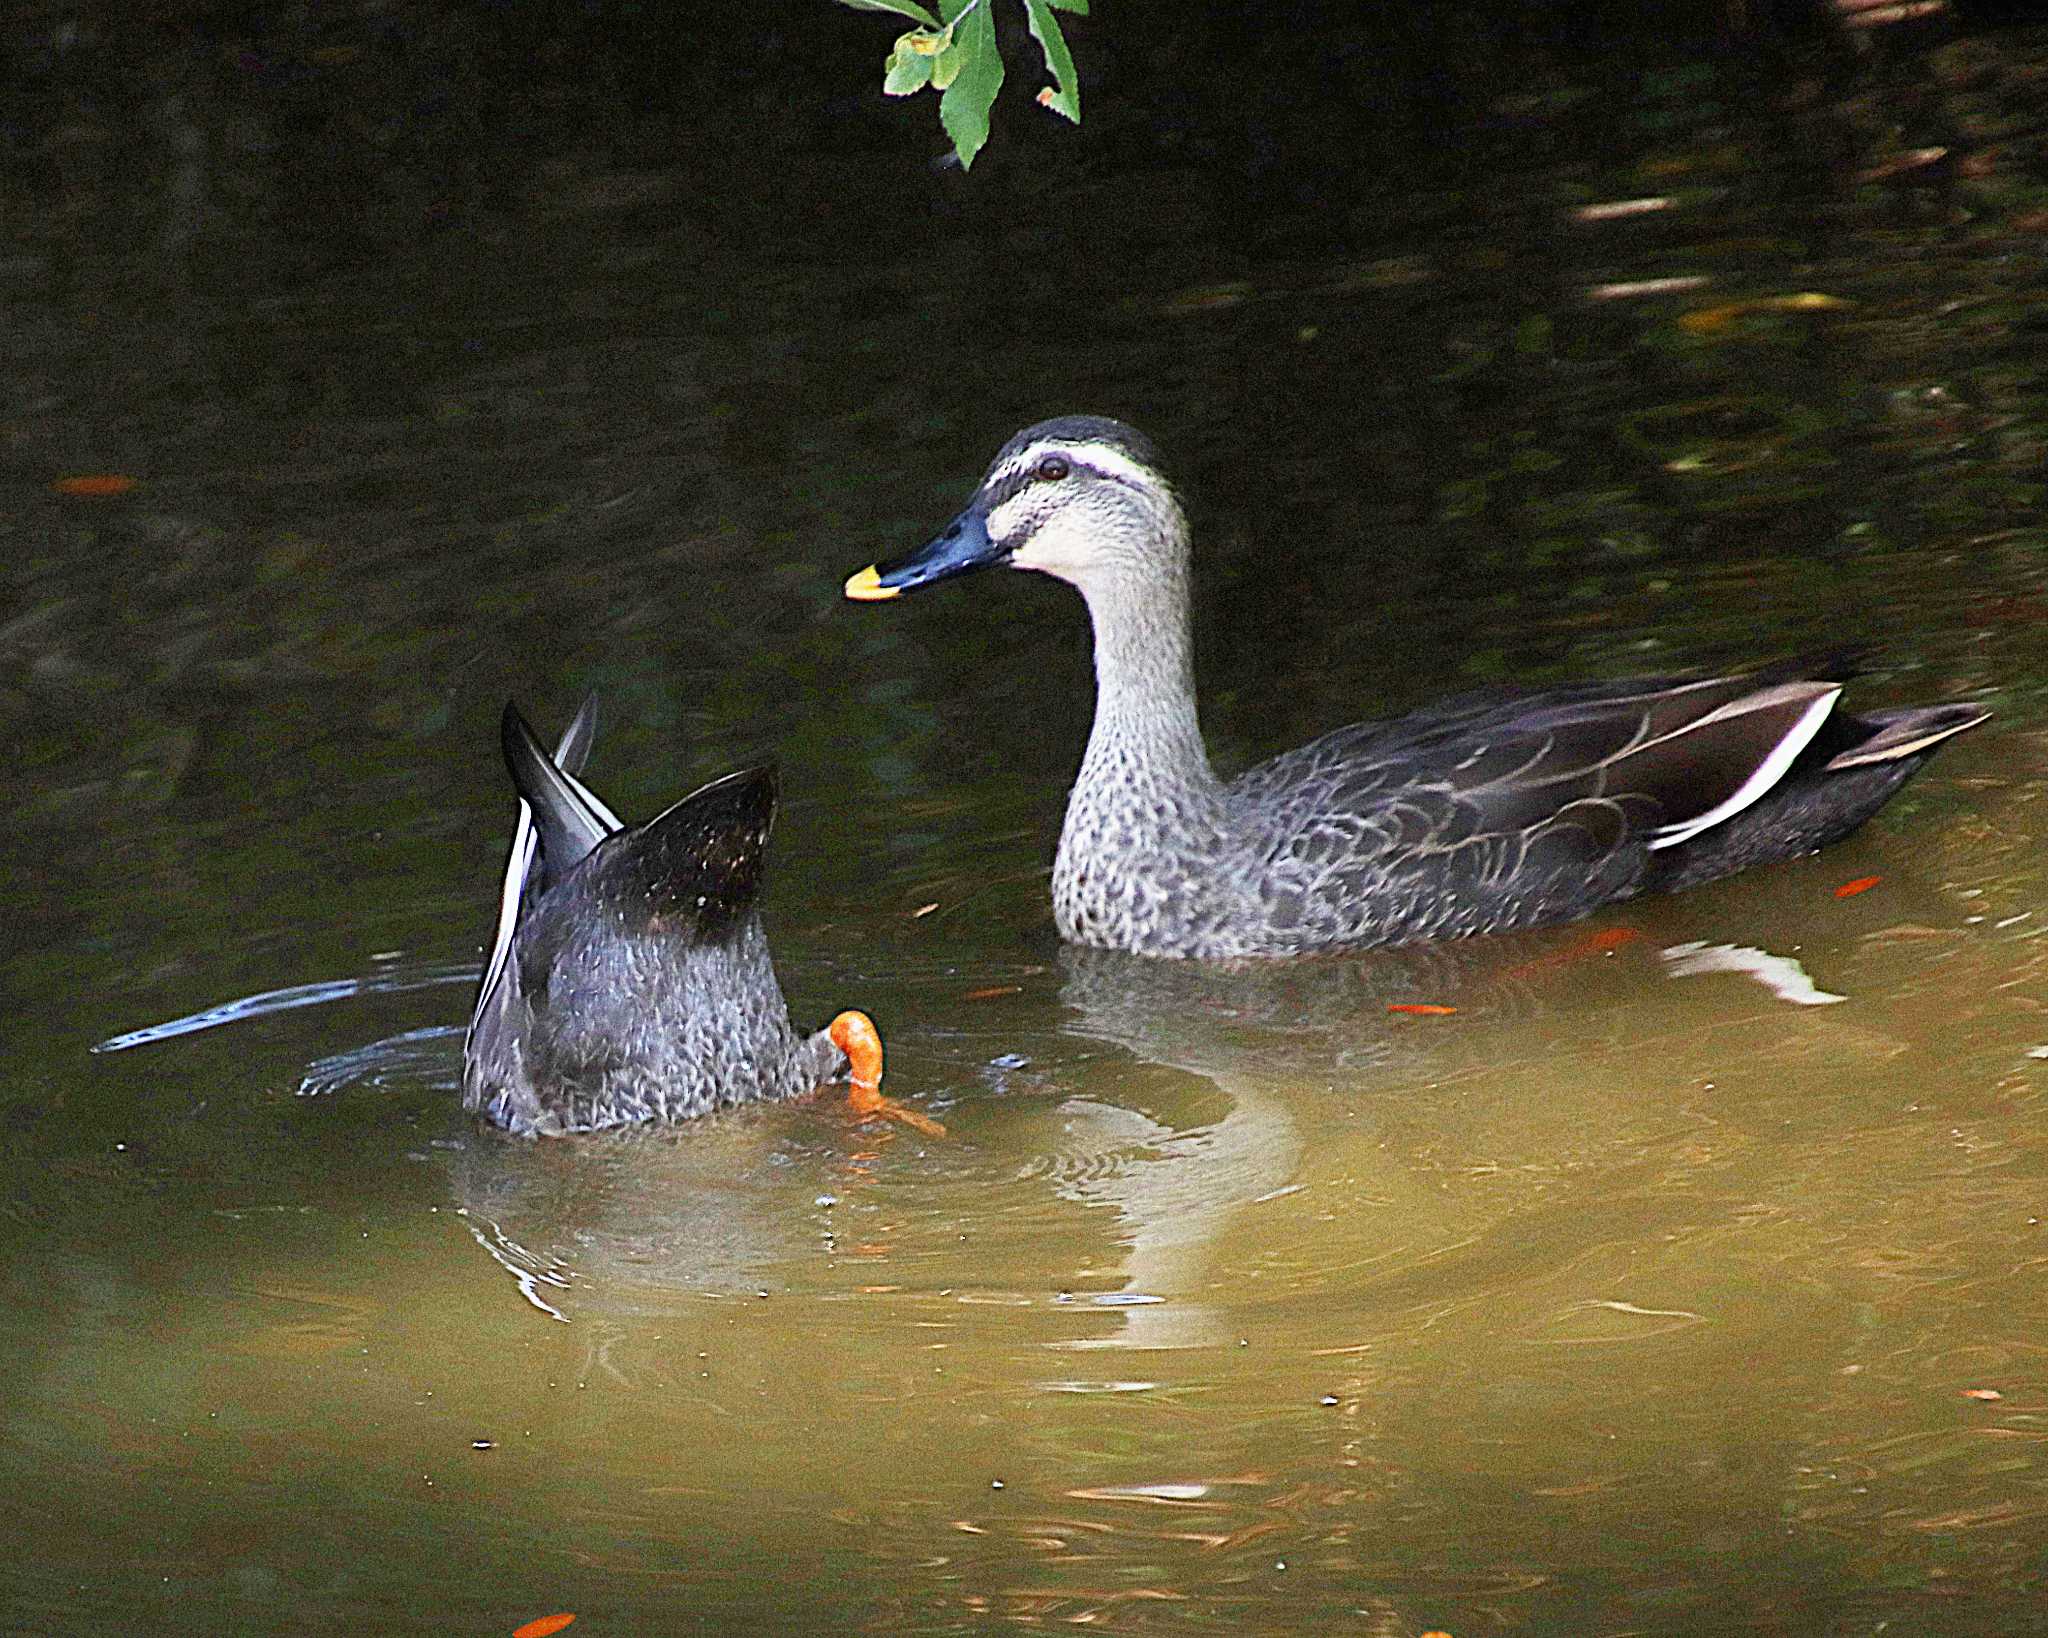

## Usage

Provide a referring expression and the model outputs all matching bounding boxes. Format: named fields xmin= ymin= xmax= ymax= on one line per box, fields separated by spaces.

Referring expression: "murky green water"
xmin=5 ymin=17 xmax=2048 ymax=1635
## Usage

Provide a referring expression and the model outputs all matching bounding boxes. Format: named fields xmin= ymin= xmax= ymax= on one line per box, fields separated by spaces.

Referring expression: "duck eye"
xmin=1034 ymin=455 xmax=1071 ymax=483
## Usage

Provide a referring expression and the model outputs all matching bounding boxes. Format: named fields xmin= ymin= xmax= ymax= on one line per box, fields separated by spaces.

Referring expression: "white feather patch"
xmin=1647 ymin=684 xmax=1840 ymax=850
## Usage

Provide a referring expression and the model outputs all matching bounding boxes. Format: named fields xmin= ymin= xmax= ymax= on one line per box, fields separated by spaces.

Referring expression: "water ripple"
xmin=91 ymin=958 xmax=475 ymax=1053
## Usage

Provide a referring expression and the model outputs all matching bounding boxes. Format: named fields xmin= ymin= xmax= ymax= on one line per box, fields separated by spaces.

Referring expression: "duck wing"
xmin=1242 ymin=671 xmax=1847 ymax=946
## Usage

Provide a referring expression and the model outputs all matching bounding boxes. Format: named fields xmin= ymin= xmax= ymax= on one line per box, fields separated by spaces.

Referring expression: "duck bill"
xmin=844 ymin=507 xmax=1007 ymax=601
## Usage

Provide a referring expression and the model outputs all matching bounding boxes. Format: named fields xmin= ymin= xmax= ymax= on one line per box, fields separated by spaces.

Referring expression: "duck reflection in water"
xmin=1036 ymin=935 xmax=1580 ymax=1350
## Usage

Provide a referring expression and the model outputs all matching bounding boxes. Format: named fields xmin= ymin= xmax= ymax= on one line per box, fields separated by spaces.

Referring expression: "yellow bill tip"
xmin=843 ymin=565 xmax=899 ymax=602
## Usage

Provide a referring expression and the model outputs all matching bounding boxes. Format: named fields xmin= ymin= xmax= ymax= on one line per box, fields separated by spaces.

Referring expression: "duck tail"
xmin=1821 ymin=701 xmax=1991 ymax=770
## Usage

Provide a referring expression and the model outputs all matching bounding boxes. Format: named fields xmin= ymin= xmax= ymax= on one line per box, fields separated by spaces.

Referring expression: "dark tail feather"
xmin=554 ymin=692 xmax=600 ymax=778
xmin=1823 ymin=702 xmax=1990 ymax=770
xmin=579 ymin=765 xmax=779 ymax=943
xmin=1648 ymin=697 xmax=1988 ymax=895
xmin=501 ymin=703 xmax=612 ymax=882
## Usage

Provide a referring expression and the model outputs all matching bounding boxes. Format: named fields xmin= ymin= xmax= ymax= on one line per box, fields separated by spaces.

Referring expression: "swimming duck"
xmin=844 ymin=415 xmax=1989 ymax=960
xmin=463 ymin=698 xmax=887 ymax=1134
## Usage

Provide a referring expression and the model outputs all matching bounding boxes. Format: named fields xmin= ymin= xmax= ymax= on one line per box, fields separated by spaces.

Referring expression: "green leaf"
xmin=1023 ymin=0 xmax=1081 ymax=123
xmin=883 ymin=40 xmax=935 ymax=96
xmin=937 ymin=0 xmax=1002 ymax=168
xmin=930 ymin=39 xmax=965 ymax=91
xmin=1047 ymin=0 xmax=1088 ymax=11
xmin=836 ymin=0 xmax=940 ymax=25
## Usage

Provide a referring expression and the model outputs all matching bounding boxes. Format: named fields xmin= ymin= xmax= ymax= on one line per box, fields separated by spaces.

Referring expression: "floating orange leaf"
xmin=1386 ymin=1003 xmax=1457 ymax=1016
xmin=1834 ymin=876 xmax=1882 ymax=899
xmin=51 ymin=474 xmax=137 ymax=497
xmin=513 ymin=1615 xmax=576 ymax=1638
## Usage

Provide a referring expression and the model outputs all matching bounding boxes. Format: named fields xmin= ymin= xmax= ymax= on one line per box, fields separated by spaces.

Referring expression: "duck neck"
xmin=1071 ymin=556 xmax=1219 ymax=810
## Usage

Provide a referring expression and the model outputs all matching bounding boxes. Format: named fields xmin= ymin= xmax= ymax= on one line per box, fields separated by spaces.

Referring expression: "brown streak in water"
xmin=1532 ymin=1475 xmax=1632 ymax=1497
xmin=1906 ymin=1500 xmax=2041 ymax=1531
xmin=556 ymin=1550 xmax=697 ymax=1578
xmin=1202 ymin=1519 xmax=1291 ymax=1552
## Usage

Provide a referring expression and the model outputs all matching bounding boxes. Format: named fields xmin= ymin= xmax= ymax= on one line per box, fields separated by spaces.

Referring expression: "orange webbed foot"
xmin=827 ymin=1010 xmax=947 ymax=1137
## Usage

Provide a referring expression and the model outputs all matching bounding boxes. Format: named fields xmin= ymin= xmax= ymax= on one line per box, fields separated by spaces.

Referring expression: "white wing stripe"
xmin=1648 ymin=686 xmax=1840 ymax=850
xmin=469 ymin=801 xmax=537 ymax=1040
xmin=555 ymin=761 xmax=623 ymax=835
xmin=469 ymin=713 xmax=614 ymax=1043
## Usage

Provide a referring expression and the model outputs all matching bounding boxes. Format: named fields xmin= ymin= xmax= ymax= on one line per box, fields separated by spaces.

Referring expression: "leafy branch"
xmin=836 ymin=0 xmax=1090 ymax=170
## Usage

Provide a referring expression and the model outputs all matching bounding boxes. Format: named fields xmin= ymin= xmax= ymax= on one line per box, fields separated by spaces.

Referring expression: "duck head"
xmin=845 ymin=415 xmax=1187 ymax=603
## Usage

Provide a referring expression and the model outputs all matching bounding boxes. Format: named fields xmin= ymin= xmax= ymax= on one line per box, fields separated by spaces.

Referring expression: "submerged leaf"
xmin=52 ymin=474 xmax=137 ymax=496
xmin=1679 ymin=292 xmax=1850 ymax=335
xmin=1502 ymin=925 xmax=1641 ymax=979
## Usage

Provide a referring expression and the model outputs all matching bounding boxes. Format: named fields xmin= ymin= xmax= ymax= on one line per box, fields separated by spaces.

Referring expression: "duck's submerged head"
xmin=846 ymin=415 xmax=1187 ymax=603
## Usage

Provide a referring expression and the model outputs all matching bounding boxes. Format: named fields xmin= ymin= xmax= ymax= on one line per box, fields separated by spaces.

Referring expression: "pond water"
xmin=4 ymin=12 xmax=2048 ymax=1635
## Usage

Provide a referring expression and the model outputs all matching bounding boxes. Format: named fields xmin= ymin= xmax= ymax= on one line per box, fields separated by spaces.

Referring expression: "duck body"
xmin=846 ymin=416 xmax=1989 ymax=961
xmin=463 ymin=699 xmax=845 ymax=1135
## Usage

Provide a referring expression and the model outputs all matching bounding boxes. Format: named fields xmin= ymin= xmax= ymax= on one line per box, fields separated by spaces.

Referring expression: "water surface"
xmin=5 ymin=14 xmax=2048 ymax=1634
